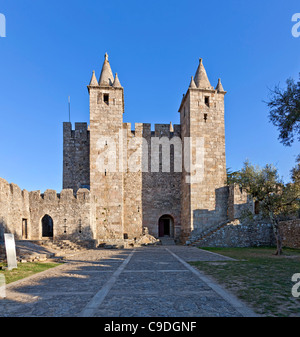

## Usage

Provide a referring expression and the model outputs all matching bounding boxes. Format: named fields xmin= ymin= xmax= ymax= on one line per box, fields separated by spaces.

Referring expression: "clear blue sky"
xmin=0 ymin=0 xmax=299 ymax=192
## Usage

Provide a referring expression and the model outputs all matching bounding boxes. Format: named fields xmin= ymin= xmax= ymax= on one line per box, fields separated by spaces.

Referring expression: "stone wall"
xmin=280 ymin=219 xmax=300 ymax=249
xmin=89 ymin=83 xmax=125 ymax=244
xmin=179 ymin=86 xmax=227 ymax=241
xmin=63 ymin=122 xmax=90 ymax=192
xmin=0 ymin=178 xmax=30 ymax=241
xmin=29 ymin=188 xmax=93 ymax=242
xmin=141 ymin=123 xmax=181 ymax=240
xmin=122 ymin=123 xmax=143 ymax=240
xmin=0 ymin=177 xmax=95 ymax=243
xmin=228 ymin=184 xmax=254 ymax=220
xmin=196 ymin=222 xmax=276 ymax=247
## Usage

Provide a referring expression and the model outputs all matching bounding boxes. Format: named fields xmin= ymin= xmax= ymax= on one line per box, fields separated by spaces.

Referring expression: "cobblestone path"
xmin=0 ymin=246 xmax=257 ymax=317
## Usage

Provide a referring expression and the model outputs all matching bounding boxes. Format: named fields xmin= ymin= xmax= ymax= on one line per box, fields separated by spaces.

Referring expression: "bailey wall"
xmin=0 ymin=178 xmax=94 ymax=242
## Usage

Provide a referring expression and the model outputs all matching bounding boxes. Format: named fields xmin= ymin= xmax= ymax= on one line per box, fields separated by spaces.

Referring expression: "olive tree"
xmin=231 ymin=161 xmax=300 ymax=255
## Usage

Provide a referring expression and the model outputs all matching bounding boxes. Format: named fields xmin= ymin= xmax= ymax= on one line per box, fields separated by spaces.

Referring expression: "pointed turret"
xmin=215 ymin=78 xmax=225 ymax=93
xmin=189 ymin=76 xmax=196 ymax=88
xmin=89 ymin=70 xmax=99 ymax=87
xmin=194 ymin=58 xmax=212 ymax=89
xmin=112 ymin=72 xmax=122 ymax=88
xmin=99 ymin=53 xmax=114 ymax=87
xmin=170 ymin=121 xmax=174 ymax=132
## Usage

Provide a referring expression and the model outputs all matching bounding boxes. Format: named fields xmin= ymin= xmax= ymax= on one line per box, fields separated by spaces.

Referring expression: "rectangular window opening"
xmin=205 ymin=96 xmax=210 ymax=107
xmin=103 ymin=94 xmax=109 ymax=105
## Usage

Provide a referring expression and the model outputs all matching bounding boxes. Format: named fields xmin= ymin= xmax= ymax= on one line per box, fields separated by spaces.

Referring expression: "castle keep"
xmin=0 ymin=54 xmax=241 ymax=246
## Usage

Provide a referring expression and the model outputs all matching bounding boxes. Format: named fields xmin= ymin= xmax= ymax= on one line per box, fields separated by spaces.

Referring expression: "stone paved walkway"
xmin=0 ymin=246 xmax=257 ymax=317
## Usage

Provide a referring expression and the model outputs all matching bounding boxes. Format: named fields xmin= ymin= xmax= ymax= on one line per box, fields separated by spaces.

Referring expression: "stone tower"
xmin=179 ymin=58 xmax=227 ymax=241
xmin=87 ymin=53 xmax=125 ymax=244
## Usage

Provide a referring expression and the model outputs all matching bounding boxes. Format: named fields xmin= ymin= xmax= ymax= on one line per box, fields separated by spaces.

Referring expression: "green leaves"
xmin=266 ymin=74 xmax=300 ymax=147
xmin=229 ymin=160 xmax=299 ymax=221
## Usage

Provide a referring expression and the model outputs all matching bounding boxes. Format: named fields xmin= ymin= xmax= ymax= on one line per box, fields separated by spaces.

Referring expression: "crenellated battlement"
xmin=35 ymin=188 xmax=90 ymax=202
xmin=63 ymin=122 xmax=89 ymax=140
xmin=0 ymin=177 xmax=29 ymax=202
xmin=0 ymin=178 xmax=90 ymax=203
xmin=122 ymin=122 xmax=181 ymax=139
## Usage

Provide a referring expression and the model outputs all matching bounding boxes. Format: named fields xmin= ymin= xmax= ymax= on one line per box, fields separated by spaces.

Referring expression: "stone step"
xmin=159 ymin=237 xmax=176 ymax=245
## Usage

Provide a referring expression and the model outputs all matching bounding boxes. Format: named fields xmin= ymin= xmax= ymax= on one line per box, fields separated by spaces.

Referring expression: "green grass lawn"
xmin=0 ymin=261 xmax=61 ymax=284
xmin=190 ymin=247 xmax=300 ymax=317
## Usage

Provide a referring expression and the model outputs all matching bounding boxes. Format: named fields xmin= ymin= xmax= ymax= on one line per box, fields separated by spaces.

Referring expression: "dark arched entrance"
xmin=158 ymin=215 xmax=174 ymax=237
xmin=42 ymin=215 xmax=53 ymax=237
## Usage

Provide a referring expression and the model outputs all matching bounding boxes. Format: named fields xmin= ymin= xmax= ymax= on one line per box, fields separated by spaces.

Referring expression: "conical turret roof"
xmin=189 ymin=76 xmax=196 ymax=88
xmin=194 ymin=58 xmax=212 ymax=89
xmin=215 ymin=78 xmax=225 ymax=92
xmin=89 ymin=70 xmax=99 ymax=87
xmin=112 ymin=72 xmax=122 ymax=88
xmin=99 ymin=53 xmax=114 ymax=87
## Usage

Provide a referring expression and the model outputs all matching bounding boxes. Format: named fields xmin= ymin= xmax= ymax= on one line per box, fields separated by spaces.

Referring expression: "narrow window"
xmin=78 ymin=219 xmax=82 ymax=233
xmin=205 ymin=96 xmax=210 ymax=107
xmin=103 ymin=94 xmax=109 ymax=105
xmin=22 ymin=218 xmax=28 ymax=239
xmin=63 ymin=218 xmax=67 ymax=233
xmin=204 ymin=113 xmax=208 ymax=122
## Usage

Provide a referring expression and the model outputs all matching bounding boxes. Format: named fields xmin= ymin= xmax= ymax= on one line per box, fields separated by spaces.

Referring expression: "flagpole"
xmin=68 ymin=96 xmax=71 ymax=123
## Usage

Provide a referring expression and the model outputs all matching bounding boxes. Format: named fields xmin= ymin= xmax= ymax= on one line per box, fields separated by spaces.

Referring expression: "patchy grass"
xmin=0 ymin=261 xmax=61 ymax=284
xmin=190 ymin=247 xmax=300 ymax=317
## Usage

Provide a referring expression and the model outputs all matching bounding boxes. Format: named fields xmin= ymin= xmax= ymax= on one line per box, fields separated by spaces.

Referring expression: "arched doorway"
xmin=158 ymin=215 xmax=174 ymax=237
xmin=42 ymin=215 xmax=53 ymax=238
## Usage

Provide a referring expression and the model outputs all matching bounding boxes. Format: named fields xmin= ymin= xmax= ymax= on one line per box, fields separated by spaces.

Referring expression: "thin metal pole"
xmin=68 ymin=96 xmax=71 ymax=123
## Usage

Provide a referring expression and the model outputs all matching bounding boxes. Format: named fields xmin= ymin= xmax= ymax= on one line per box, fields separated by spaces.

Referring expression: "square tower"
xmin=88 ymin=54 xmax=125 ymax=244
xmin=179 ymin=59 xmax=227 ymax=241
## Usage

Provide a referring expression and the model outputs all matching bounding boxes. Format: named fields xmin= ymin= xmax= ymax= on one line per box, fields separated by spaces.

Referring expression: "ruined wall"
xmin=0 ymin=178 xmax=94 ymax=243
xmin=196 ymin=222 xmax=276 ymax=247
xmin=0 ymin=178 xmax=30 ymax=241
xmin=228 ymin=184 xmax=254 ymax=220
xmin=280 ymin=219 xmax=300 ymax=249
xmin=29 ymin=188 xmax=94 ymax=242
xmin=63 ymin=122 xmax=90 ymax=192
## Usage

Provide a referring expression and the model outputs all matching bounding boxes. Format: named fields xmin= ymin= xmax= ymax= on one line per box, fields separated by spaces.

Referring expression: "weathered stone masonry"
xmin=3 ymin=54 xmax=280 ymax=246
xmin=0 ymin=177 xmax=94 ymax=242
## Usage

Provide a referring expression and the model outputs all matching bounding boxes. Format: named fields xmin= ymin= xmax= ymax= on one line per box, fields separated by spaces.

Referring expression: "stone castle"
xmin=0 ymin=54 xmax=250 ymax=246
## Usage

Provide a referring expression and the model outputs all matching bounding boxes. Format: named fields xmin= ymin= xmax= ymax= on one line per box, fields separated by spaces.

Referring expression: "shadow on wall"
xmin=192 ymin=186 xmax=229 ymax=235
xmin=53 ymin=225 xmax=96 ymax=248
xmin=0 ymin=220 xmax=19 ymax=243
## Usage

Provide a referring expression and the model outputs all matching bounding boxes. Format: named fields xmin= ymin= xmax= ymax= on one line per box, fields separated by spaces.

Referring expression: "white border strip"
xmin=197 ymin=247 xmax=236 ymax=261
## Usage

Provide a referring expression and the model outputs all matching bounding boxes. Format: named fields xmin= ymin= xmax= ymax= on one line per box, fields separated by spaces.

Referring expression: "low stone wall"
xmin=197 ymin=223 xmax=276 ymax=248
xmin=280 ymin=219 xmax=300 ymax=249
